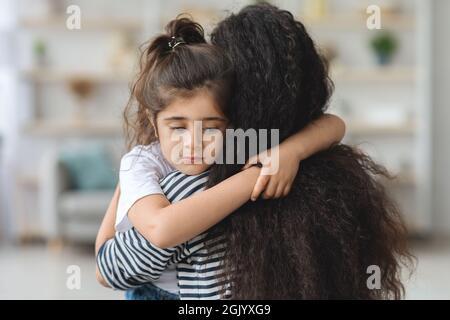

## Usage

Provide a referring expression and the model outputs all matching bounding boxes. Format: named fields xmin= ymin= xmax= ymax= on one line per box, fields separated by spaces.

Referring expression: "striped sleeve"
xmin=97 ymin=170 xmax=211 ymax=291
xmin=96 ymin=228 xmax=191 ymax=290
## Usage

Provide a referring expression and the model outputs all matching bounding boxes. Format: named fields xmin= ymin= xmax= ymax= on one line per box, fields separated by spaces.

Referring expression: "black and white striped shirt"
xmin=96 ymin=170 xmax=232 ymax=299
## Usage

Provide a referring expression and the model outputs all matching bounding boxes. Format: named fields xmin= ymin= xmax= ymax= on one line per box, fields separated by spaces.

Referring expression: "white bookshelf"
xmin=300 ymin=12 xmax=415 ymax=30
xmin=14 ymin=1 xmax=150 ymax=240
xmin=331 ymin=66 xmax=415 ymax=83
xmin=20 ymin=69 xmax=132 ymax=84
xmin=13 ymin=0 xmax=433 ymax=237
xmin=19 ymin=16 xmax=144 ymax=31
xmin=24 ymin=121 xmax=123 ymax=136
xmin=17 ymin=7 xmax=147 ymax=137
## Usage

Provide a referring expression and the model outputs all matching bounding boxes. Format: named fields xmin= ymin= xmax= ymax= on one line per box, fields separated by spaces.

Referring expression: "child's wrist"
xmin=296 ymin=145 xmax=307 ymax=161
xmin=243 ymin=165 xmax=261 ymax=179
xmin=285 ymin=139 xmax=306 ymax=161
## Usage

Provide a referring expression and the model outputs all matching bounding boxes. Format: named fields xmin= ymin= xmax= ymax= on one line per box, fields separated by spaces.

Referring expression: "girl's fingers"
xmin=262 ymin=179 xmax=278 ymax=199
xmin=283 ymin=184 xmax=292 ymax=197
xmin=274 ymin=184 xmax=285 ymax=198
xmin=251 ymin=175 xmax=270 ymax=201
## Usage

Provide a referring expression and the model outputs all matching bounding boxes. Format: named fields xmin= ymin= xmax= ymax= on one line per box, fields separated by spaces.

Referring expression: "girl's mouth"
xmin=181 ymin=156 xmax=203 ymax=164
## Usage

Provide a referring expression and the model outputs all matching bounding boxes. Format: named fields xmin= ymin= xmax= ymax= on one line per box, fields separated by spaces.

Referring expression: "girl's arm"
xmin=288 ymin=113 xmax=345 ymax=158
xmin=286 ymin=113 xmax=345 ymax=160
xmin=128 ymin=166 xmax=261 ymax=249
xmin=245 ymin=113 xmax=346 ymax=200
xmin=95 ymin=181 xmax=202 ymax=289
xmin=95 ymin=184 xmax=120 ymax=254
xmin=95 ymin=166 xmax=261 ymax=288
xmin=95 ymin=178 xmax=222 ymax=289
xmin=116 ymin=114 xmax=344 ymax=250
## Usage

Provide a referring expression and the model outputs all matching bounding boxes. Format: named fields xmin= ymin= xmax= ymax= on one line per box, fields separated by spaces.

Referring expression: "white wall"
xmin=0 ymin=0 xmax=18 ymax=241
xmin=431 ymin=0 xmax=450 ymax=234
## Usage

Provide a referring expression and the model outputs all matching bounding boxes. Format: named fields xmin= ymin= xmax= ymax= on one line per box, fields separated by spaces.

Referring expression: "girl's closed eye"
xmin=171 ymin=127 xmax=187 ymax=132
xmin=203 ymin=127 xmax=220 ymax=133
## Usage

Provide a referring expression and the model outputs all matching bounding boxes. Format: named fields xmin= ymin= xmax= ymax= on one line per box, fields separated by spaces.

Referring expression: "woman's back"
xmin=213 ymin=144 xmax=411 ymax=299
xmin=208 ymin=3 xmax=413 ymax=299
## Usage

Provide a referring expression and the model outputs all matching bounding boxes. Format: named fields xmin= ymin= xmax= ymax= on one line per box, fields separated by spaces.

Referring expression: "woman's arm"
xmin=128 ymin=166 xmax=261 ymax=249
xmin=95 ymin=183 xmax=120 ymax=287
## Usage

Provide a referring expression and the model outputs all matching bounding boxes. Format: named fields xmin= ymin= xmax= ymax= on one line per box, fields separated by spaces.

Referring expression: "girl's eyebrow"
xmin=162 ymin=116 xmax=187 ymax=121
xmin=202 ymin=117 xmax=227 ymax=122
xmin=163 ymin=116 xmax=227 ymax=122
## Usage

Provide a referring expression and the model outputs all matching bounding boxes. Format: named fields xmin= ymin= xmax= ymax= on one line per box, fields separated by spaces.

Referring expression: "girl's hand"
xmin=242 ymin=114 xmax=346 ymax=201
xmin=243 ymin=143 xmax=301 ymax=201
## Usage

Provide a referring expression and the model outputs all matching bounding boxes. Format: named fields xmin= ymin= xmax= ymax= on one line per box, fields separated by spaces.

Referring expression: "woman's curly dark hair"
xmin=206 ymin=3 xmax=414 ymax=299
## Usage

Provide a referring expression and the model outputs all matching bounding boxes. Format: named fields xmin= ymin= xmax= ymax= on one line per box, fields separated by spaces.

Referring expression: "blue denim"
xmin=125 ymin=283 xmax=180 ymax=300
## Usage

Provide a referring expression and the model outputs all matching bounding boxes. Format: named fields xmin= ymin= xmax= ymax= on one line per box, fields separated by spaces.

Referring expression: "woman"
xmin=206 ymin=3 xmax=413 ymax=299
xmin=98 ymin=3 xmax=413 ymax=299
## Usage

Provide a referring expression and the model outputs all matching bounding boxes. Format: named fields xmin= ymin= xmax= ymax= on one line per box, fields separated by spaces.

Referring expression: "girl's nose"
xmin=182 ymin=122 xmax=203 ymax=156
xmin=192 ymin=121 xmax=203 ymax=156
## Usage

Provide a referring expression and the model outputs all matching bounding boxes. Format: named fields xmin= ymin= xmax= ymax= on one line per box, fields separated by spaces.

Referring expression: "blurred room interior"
xmin=0 ymin=0 xmax=449 ymax=299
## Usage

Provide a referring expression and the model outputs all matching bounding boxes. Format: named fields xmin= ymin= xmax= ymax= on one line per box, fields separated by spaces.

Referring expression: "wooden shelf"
xmin=300 ymin=13 xmax=415 ymax=30
xmin=331 ymin=67 xmax=416 ymax=83
xmin=24 ymin=121 xmax=123 ymax=136
xmin=19 ymin=16 xmax=143 ymax=31
xmin=20 ymin=69 xmax=133 ymax=84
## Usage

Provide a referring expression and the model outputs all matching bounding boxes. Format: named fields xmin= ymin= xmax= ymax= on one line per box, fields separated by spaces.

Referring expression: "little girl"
xmin=95 ymin=17 xmax=345 ymax=299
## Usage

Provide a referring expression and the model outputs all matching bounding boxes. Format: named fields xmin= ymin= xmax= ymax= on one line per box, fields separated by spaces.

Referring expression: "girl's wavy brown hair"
xmin=123 ymin=16 xmax=234 ymax=150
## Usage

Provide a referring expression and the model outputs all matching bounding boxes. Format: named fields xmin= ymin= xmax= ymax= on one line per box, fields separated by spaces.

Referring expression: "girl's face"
xmin=155 ymin=89 xmax=228 ymax=176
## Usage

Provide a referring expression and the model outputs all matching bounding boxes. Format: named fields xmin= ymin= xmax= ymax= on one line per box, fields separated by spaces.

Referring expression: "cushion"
xmin=59 ymin=145 xmax=117 ymax=190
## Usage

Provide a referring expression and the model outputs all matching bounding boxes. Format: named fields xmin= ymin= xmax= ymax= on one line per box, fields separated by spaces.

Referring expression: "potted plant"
xmin=370 ymin=31 xmax=398 ymax=66
xmin=33 ymin=39 xmax=47 ymax=68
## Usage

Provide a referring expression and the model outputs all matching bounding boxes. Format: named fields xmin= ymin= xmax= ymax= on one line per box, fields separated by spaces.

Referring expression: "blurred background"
xmin=0 ymin=0 xmax=449 ymax=299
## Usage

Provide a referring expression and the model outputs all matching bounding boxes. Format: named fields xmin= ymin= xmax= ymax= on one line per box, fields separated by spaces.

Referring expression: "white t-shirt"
xmin=115 ymin=142 xmax=178 ymax=294
xmin=115 ymin=142 xmax=174 ymax=232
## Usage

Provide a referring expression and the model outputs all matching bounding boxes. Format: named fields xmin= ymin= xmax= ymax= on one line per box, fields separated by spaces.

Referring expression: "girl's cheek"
xmin=203 ymin=137 xmax=224 ymax=163
xmin=158 ymin=130 xmax=180 ymax=164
